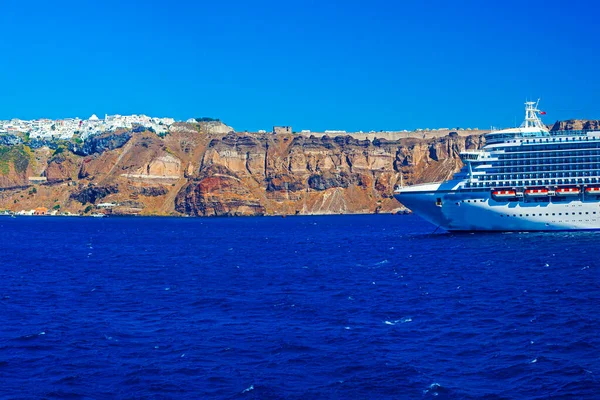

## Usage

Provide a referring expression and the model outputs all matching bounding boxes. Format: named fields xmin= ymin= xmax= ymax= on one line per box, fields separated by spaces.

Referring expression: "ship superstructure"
xmin=394 ymin=102 xmax=600 ymax=231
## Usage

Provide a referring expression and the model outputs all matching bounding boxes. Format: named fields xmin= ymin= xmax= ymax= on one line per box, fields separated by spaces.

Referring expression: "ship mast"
xmin=521 ymin=100 xmax=547 ymax=130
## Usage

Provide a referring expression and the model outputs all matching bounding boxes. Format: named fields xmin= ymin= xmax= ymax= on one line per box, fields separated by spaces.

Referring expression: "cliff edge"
xmin=30 ymin=115 xmax=600 ymax=216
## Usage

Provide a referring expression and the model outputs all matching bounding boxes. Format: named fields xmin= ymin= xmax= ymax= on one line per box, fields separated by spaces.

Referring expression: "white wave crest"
xmin=242 ymin=384 xmax=254 ymax=393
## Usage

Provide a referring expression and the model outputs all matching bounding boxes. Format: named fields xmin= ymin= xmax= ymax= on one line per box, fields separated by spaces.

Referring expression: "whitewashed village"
xmin=0 ymin=114 xmax=179 ymax=140
xmin=0 ymin=113 xmax=480 ymax=141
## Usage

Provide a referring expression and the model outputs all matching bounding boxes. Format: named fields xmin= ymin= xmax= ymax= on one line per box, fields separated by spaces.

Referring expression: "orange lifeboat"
xmin=524 ymin=188 xmax=549 ymax=197
xmin=492 ymin=190 xmax=516 ymax=198
xmin=585 ymin=187 xmax=600 ymax=194
xmin=556 ymin=187 xmax=580 ymax=196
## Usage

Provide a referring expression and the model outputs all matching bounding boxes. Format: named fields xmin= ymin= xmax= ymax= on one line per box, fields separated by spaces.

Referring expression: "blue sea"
xmin=1 ymin=214 xmax=599 ymax=399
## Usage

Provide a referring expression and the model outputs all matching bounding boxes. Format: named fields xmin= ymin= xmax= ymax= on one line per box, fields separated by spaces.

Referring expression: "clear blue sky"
xmin=1 ymin=0 xmax=598 ymax=131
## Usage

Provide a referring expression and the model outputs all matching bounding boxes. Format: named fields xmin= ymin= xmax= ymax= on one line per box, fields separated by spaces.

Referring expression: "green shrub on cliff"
xmin=52 ymin=142 xmax=72 ymax=157
xmin=0 ymin=145 xmax=34 ymax=176
xmin=195 ymin=117 xmax=220 ymax=123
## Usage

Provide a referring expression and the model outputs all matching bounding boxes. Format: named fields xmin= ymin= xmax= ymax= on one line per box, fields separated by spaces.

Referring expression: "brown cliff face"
xmin=173 ymin=132 xmax=482 ymax=216
xmin=0 ymin=145 xmax=34 ymax=188
xmin=0 ymin=122 xmax=487 ymax=216
xmin=394 ymin=134 xmax=484 ymax=185
xmin=551 ymin=120 xmax=600 ymax=131
xmin=46 ymin=152 xmax=79 ymax=182
xmin=175 ymin=165 xmax=266 ymax=216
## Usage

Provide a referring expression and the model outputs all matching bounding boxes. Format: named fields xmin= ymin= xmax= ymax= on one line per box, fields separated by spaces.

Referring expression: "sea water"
xmin=0 ymin=215 xmax=598 ymax=398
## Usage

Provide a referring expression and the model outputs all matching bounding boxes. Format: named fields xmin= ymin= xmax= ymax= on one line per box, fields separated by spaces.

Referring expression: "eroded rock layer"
xmin=0 ymin=121 xmax=487 ymax=215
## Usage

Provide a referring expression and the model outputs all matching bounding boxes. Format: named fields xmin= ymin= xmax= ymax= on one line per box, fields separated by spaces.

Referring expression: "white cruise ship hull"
xmin=394 ymin=102 xmax=600 ymax=231
xmin=395 ymin=182 xmax=600 ymax=232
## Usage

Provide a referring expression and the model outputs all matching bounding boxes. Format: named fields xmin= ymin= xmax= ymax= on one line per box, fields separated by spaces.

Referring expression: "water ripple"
xmin=0 ymin=215 xmax=599 ymax=398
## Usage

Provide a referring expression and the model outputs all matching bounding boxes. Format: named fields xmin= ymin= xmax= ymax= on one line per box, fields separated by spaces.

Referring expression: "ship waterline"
xmin=395 ymin=101 xmax=600 ymax=231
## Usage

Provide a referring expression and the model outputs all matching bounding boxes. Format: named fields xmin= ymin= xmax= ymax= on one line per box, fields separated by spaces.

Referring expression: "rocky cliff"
xmin=551 ymin=120 xmax=600 ymax=131
xmin=173 ymin=132 xmax=483 ymax=216
xmin=0 ymin=121 xmax=483 ymax=216
xmin=0 ymin=145 xmax=34 ymax=188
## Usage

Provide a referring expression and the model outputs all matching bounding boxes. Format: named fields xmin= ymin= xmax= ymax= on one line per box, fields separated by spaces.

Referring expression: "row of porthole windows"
xmin=492 ymin=162 xmax=600 ymax=169
xmin=481 ymin=173 xmax=599 ymax=181
xmin=480 ymin=177 xmax=598 ymax=184
xmin=504 ymin=147 xmax=600 ymax=153
xmin=491 ymin=136 xmax=594 ymax=146
xmin=500 ymin=151 xmax=600 ymax=158
xmin=503 ymin=141 xmax=600 ymax=152
xmin=509 ymin=148 xmax=600 ymax=154
xmin=495 ymin=158 xmax=600 ymax=165
xmin=491 ymin=168 xmax=600 ymax=174
xmin=523 ymin=136 xmax=592 ymax=144
xmin=466 ymin=178 xmax=600 ymax=187
xmin=499 ymin=158 xmax=600 ymax=165
xmin=483 ymin=178 xmax=600 ymax=184
xmin=495 ymin=162 xmax=600 ymax=169
xmin=500 ymin=211 xmax=596 ymax=217
xmin=498 ymin=153 xmax=600 ymax=161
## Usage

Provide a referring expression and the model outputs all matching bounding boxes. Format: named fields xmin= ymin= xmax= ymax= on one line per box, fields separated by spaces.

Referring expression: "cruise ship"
xmin=394 ymin=102 xmax=600 ymax=231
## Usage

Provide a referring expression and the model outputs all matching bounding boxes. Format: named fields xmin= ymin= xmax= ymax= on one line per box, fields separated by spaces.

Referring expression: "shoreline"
xmin=0 ymin=210 xmax=411 ymax=219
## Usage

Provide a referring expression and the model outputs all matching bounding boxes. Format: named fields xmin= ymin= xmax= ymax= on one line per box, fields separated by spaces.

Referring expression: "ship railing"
xmin=459 ymin=150 xmax=486 ymax=161
xmin=484 ymin=129 xmax=600 ymax=144
xmin=485 ymin=133 xmax=518 ymax=144
xmin=548 ymin=129 xmax=600 ymax=136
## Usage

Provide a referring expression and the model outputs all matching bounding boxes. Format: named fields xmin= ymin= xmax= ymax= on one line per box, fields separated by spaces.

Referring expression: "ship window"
xmin=520 ymin=214 xmax=523 ymax=217
xmin=436 ymin=198 xmax=442 ymax=207
xmin=552 ymin=213 xmax=555 ymax=215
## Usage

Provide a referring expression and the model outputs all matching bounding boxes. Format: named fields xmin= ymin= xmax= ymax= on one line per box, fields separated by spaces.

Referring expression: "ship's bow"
xmin=394 ymin=182 xmax=458 ymax=229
